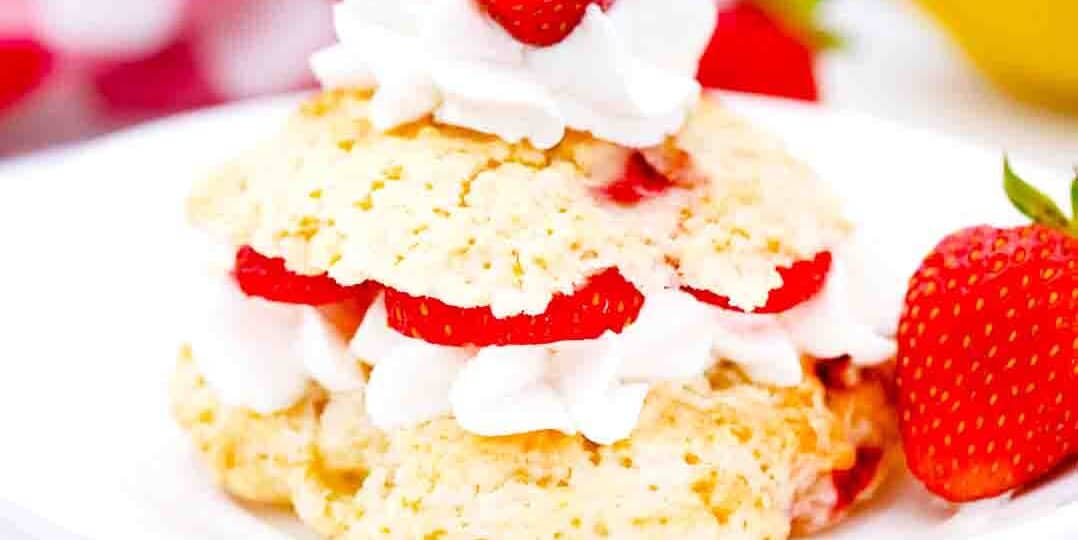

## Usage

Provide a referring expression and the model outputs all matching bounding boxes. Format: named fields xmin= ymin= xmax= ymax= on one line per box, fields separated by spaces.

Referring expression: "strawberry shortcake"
xmin=174 ymin=1 xmax=904 ymax=538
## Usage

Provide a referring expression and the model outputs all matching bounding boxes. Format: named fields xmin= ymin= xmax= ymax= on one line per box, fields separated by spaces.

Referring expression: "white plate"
xmin=0 ymin=93 xmax=1074 ymax=539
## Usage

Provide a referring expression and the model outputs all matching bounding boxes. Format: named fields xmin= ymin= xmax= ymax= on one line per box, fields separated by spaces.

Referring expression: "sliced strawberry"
xmin=385 ymin=268 xmax=644 ymax=346
xmin=233 ymin=246 xmax=377 ymax=306
xmin=696 ymin=1 xmax=819 ymax=102
xmin=831 ymin=446 xmax=884 ymax=516
xmin=600 ymin=151 xmax=675 ymax=206
xmin=686 ymin=251 xmax=832 ymax=313
xmin=896 ymin=161 xmax=1078 ymax=502
xmin=477 ymin=0 xmax=611 ymax=47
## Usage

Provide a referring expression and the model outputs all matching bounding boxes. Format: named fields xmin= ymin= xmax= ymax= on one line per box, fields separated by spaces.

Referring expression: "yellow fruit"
xmin=915 ymin=0 xmax=1078 ymax=113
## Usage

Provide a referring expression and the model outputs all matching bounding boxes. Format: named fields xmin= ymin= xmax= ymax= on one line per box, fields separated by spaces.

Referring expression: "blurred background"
xmin=0 ymin=0 xmax=1076 ymax=166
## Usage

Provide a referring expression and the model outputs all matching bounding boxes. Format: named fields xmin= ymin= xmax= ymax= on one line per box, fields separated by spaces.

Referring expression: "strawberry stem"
xmin=1003 ymin=157 xmax=1076 ymax=235
xmin=1071 ymin=167 xmax=1077 ymax=228
xmin=751 ymin=0 xmax=842 ymax=50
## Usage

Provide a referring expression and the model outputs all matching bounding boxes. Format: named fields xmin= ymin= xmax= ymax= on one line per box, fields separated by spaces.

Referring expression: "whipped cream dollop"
xmin=352 ymin=291 xmax=705 ymax=444
xmin=189 ymin=271 xmax=364 ymax=414
xmin=310 ymin=0 xmax=717 ymax=149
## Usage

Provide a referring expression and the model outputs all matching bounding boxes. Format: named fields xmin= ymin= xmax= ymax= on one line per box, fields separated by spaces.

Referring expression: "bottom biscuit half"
xmin=172 ymin=346 xmax=897 ymax=540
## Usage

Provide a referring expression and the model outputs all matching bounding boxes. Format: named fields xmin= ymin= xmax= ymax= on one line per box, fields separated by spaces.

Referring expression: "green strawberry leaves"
xmin=1003 ymin=157 xmax=1078 ymax=236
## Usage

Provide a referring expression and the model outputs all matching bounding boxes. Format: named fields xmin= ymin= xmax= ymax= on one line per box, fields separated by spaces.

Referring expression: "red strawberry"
xmin=696 ymin=1 xmax=819 ymax=102
xmin=233 ymin=246 xmax=378 ymax=306
xmin=477 ymin=0 xmax=613 ymax=47
xmin=896 ymin=160 xmax=1078 ymax=502
xmin=385 ymin=268 xmax=643 ymax=346
xmin=686 ymin=251 xmax=832 ymax=313
xmin=831 ymin=446 xmax=885 ymax=516
xmin=600 ymin=151 xmax=675 ymax=206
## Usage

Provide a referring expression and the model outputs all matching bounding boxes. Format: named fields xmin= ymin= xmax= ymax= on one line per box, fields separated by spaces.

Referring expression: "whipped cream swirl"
xmin=310 ymin=0 xmax=717 ymax=149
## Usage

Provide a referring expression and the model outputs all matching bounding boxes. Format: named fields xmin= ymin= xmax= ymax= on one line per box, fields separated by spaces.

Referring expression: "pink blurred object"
xmin=93 ymin=38 xmax=221 ymax=116
xmin=0 ymin=0 xmax=333 ymax=156
xmin=0 ymin=38 xmax=53 ymax=111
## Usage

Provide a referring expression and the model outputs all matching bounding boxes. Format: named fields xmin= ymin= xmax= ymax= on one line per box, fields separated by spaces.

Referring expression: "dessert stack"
xmin=175 ymin=1 xmax=908 ymax=538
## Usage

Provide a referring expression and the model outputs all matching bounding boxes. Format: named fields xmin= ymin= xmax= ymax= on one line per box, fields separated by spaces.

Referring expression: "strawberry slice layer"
xmin=385 ymin=268 xmax=644 ymax=346
xmin=686 ymin=251 xmax=832 ymax=314
xmin=234 ymin=246 xmax=378 ymax=306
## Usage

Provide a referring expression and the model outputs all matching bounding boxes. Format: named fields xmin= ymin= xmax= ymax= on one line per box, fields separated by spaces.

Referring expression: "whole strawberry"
xmin=897 ymin=160 xmax=1077 ymax=502
xmin=477 ymin=0 xmax=614 ymax=47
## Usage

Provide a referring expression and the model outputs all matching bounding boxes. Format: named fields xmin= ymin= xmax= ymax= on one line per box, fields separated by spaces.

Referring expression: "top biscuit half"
xmin=189 ymin=90 xmax=849 ymax=318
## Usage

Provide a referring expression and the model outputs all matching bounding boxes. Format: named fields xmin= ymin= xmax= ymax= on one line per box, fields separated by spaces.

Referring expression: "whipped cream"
xmin=310 ymin=0 xmax=717 ymax=149
xmin=189 ymin=272 xmax=364 ymax=414
xmin=192 ymin=236 xmax=899 ymax=443
xmin=351 ymin=297 xmax=472 ymax=427
xmin=352 ymin=294 xmax=662 ymax=444
xmin=356 ymin=240 xmax=899 ymax=443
